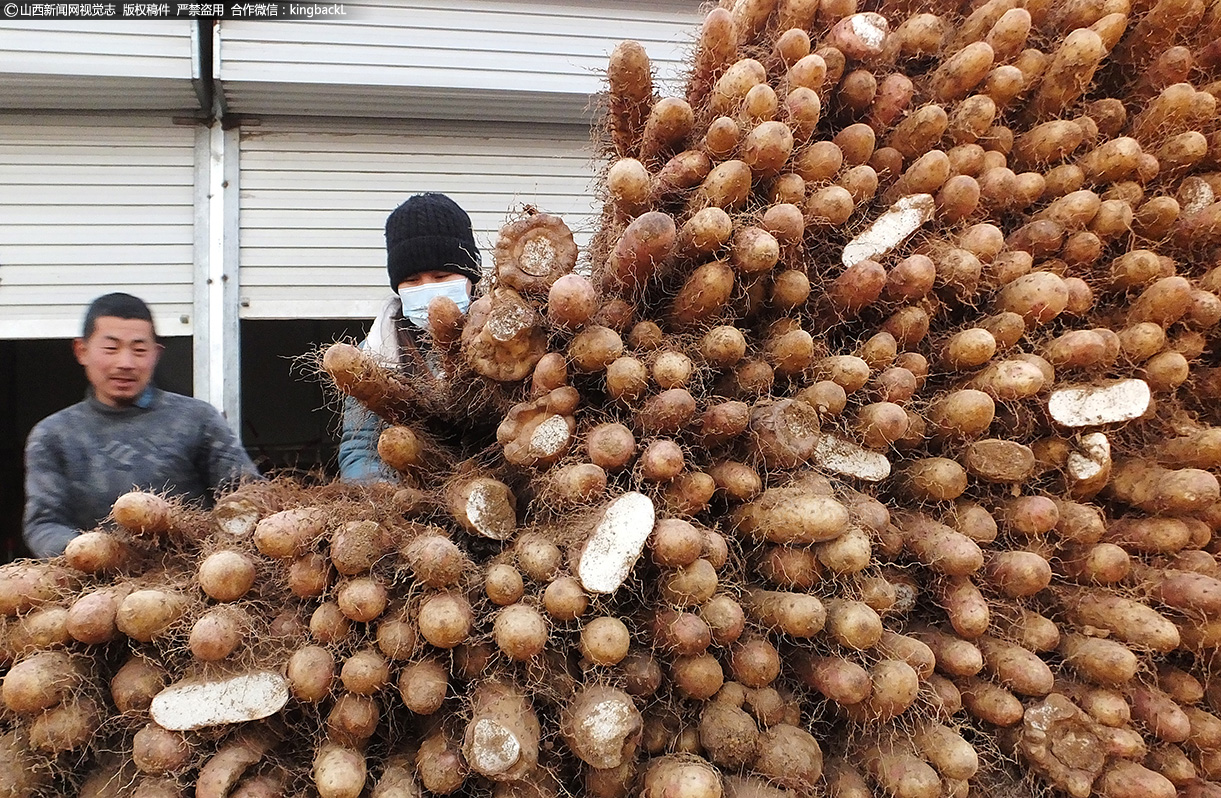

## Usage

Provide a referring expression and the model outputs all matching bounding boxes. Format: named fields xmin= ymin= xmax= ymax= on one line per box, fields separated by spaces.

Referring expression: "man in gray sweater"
xmin=22 ymin=293 xmax=260 ymax=558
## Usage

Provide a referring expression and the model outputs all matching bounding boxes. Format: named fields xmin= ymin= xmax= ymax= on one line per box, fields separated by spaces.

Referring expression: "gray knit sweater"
xmin=22 ymin=387 xmax=260 ymax=558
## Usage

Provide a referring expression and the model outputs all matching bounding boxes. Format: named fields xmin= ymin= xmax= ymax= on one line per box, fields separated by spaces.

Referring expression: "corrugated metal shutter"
xmin=237 ymin=117 xmax=598 ymax=320
xmin=217 ymin=0 xmax=703 ymax=121
xmin=0 ymin=116 xmax=198 ymax=339
xmin=0 ymin=20 xmax=200 ymax=111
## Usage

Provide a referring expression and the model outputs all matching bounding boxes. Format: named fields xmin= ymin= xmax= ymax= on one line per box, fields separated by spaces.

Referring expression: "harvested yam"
xmin=197 ymin=550 xmax=257 ymax=602
xmin=253 ymin=507 xmax=327 ymax=560
xmin=403 ymin=534 xmax=469 ymax=589
xmin=577 ymin=492 xmax=657 ymax=594
xmin=132 ymin=723 xmax=190 ymax=775
xmin=896 ymin=458 xmax=969 ymax=502
xmin=398 ymin=659 xmax=448 ymax=715
xmin=860 ymin=737 xmax=942 ymax=798
xmin=417 ymin=593 xmax=473 ymax=649
xmin=733 ymin=480 xmax=849 ymax=544
xmin=66 ymin=585 xmax=131 ymax=645
xmin=497 ymin=388 xmax=578 ymax=467
xmin=150 ymin=671 xmax=289 ymax=731
xmin=793 ymin=653 xmax=872 ymax=705
xmin=111 ymin=657 xmax=168 ymax=715
xmin=2 ymin=651 xmax=84 ymax=714
xmin=288 ymin=646 xmax=336 ymax=703
xmin=1097 ymin=760 xmax=1176 ymax=798
xmin=897 ymin=514 xmax=983 ymax=576
xmin=607 ymin=40 xmax=653 ymax=158
xmin=322 ymin=342 xmax=413 ymax=419
xmin=1106 ymin=459 xmax=1220 ymax=515
xmin=749 ymin=399 xmax=820 ymax=468
xmin=1020 ymin=693 xmax=1114 ymax=797
xmin=493 ymin=603 xmax=549 ymax=661
xmin=914 ymin=722 xmax=978 ymax=781
xmin=1140 ymin=566 xmax=1221 ymax=614
xmin=562 ymin=686 xmax=642 ymax=769
xmin=493 ymin=213 xmax=578 ymax=294
xmin=1060 ymin=590 xmax=1180 ymax=652
xmin=978 ymin=636 xmax=1054 ymax=696
xmin=842 ymin=194 xmax=936 ymax=267
xmin=824 ymin=599 xmax=884 ymax=651
xmin=189 ymin=606 xmax=247 ymax=660
xmin=1066 ymin=432 xmax=1112 ymax=497
xmin=911 ymin=627 xmax=984 ymax=678
xmin=842 ymin=659 xmax=919 ymax=722
xmin=314 ymin=742 xmax=367 ymax=798
xmin=463 ymin=682 xmax=540 ymax=781
xmin=964 ymin=439 xmax=1036 ymax=482
xmin=1129 ymin=684 xmax=1191 ymax=743
xmin=1048 ymin=379 xmax=1151 ymax=427
xmin=64 ymin=531 xmax=129 ymax=574
xmin=742 ymin=589 xmax=825 ymax=638
xmin=461 ymin=288 xmax=549 ymax=382
xmin=196 ymin=733 xmax=274 ymax=798
xmin=811 ymin=434 xmax=892 ymax=481
xmin=937 ymin=578 xmax=990 ymax=638
xmin=330 ymin=520 xmax=394 ymax=576
xmin=111 ymin=491 xmax=174 ymax=535
xmin=448 ymin=477 xmax=517 ymax=540
xmin=671 ymin=261 xmax=735 ymax=328
xmin=604 ymin=212 xmax=677 ymax=292
xmin=641 ymin=756 xmax=722 ymax=798
xmin=959 ymin=677 xmax=1024 ymax=727
xmin=115 ymin=590 xmax=188 ymax=643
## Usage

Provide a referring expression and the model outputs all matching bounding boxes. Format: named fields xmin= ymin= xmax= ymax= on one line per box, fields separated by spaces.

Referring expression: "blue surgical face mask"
xmin=398 ymin=278 xmax=472 ymax=331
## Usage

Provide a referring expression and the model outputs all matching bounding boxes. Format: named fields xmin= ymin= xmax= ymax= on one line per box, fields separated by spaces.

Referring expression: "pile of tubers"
xmin=6 ymin=0 xmax=1221 ymax=795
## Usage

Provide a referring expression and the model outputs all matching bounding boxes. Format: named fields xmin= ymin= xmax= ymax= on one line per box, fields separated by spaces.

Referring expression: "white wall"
xmin=237 ymin=116 xmax=598 ymax=320
xmin=216 ymin=0 xmax=703 ymax=120
xmin=0 ymin=115 xmax=199 ymax=340
xmin=0 ymin=17 xmax=202 ymax=340
xmin=0 ymin=19 xmax=199 ymax=110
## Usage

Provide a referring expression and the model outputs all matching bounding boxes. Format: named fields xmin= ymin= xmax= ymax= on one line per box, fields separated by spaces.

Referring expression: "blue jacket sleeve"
xmin=22 ymin=422 xmax=82 ymax=558
xmin=338 ymin=395 xmax=399 ymax=484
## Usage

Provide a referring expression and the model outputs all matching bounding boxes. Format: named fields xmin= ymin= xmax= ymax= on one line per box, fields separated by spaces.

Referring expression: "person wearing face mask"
xmin=337 ymin=192 xmax=483 ymax=483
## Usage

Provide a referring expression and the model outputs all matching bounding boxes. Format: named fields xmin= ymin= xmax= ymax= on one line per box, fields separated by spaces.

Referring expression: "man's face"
xmin=73 ymin=316 xmax=162 ymax=407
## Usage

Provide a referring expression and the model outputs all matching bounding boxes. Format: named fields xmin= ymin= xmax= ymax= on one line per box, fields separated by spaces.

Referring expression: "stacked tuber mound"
xmin=7 ymin=0 xmax=1221 ymax=795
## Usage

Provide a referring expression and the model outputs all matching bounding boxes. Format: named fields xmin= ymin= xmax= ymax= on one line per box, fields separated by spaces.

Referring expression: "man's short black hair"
xmin=82 ymin=293 xmax=156 ymax=339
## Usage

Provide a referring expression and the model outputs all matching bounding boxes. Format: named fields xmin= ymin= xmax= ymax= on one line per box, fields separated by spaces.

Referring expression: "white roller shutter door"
xmin=0 ymin=20 xmax=199 ymax=111
xmin=237 ymin=117 xmax=598 ymax=320
xmin=216 ymin=0 xmax=702 ymax=121
xmin=0 ymin=115 xmax=198 ymax=340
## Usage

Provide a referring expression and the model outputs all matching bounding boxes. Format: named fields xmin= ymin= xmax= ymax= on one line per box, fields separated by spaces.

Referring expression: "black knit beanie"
xmin=385 ymin=193 xmax=482 ymax=289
